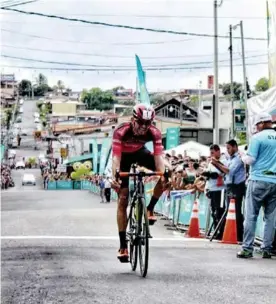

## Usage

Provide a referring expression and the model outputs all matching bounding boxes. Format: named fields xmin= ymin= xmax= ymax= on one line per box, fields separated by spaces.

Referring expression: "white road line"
xmin=1 ymin=236 xmax=208 ymax=241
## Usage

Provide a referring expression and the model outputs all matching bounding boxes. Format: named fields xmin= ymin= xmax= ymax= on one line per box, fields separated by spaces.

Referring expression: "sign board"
xmin=57 ymin=134 xmax=73 ymax=146
xmin=166 ymin=127 xmax=180 ymax=150
xmin=1 ymin=74 xmax=15 ymax=82
xmin=57 ymin=164 xmax=67 ymax=173
xmin=60 ymin=148 xmax=68 ymax=158
xmin=207 ymin=75 xmax=214 ymax=90
xmin=234 ymin=109 xmax=246 ymax=132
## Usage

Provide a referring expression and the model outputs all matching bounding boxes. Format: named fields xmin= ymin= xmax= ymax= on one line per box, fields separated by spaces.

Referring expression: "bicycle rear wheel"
xmin=127 ymin=203 xmax=138 ymax=271
xmin=137 ymin=197 xmax=149 ymax=278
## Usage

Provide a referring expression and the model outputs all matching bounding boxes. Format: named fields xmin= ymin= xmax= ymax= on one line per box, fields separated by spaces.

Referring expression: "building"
xmin=153 ymin=98 xmax=231 ymax=145
xmin=0 ymin=74 xmax=17 ymax=107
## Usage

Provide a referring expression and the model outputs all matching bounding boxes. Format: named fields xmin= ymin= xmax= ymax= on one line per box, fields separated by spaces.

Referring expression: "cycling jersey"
xmin=112 ymin=122 xmax=163 ymax=157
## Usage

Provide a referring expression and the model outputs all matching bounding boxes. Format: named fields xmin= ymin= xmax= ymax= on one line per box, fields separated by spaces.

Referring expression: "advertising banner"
xmin=166 ymin=127 xmax=180 ymax=150
xmin=207 ymin=75 xmax=214 ymax=90
xmin=99 ymin=138 xmax=112 ymax=174
xmin=135 ymin=55 xmax=151 ymax=106
xmin=90 ymin=139 xmax=98 ymax=173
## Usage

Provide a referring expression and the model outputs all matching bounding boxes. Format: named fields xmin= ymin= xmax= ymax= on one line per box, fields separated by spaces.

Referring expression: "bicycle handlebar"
xmin=115 ymin=167 xmax=169 ymax=182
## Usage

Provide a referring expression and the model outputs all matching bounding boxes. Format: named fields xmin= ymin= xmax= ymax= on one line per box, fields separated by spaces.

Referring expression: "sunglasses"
xmin=134 ymin=119 xmax=152 ymax=126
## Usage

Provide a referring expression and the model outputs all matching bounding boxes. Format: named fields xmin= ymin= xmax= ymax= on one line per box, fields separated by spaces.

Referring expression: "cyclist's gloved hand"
xmin=110 ymin=178 xmax=121 ymax=193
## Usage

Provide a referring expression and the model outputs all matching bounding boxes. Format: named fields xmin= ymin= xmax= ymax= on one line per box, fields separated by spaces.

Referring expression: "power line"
xmin=0 ymin=7 xmax=267 ymax=41
xmin=0 ymin=12 xmax=266 ymax=20
xmin=0 ymin=61 xmax=268 ymax=72
xmin=1 ymin=28 xmax=195 ymax=45
xmin=1 ymin=53 xmax=267 ymax=68
xmin=0 ymin=44 xmax=266 ymax=59
xmin=0 ymin=0 xmax=38 ymax=8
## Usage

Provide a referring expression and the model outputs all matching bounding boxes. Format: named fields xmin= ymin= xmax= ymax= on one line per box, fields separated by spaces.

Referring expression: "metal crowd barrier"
xmin=46 ymin=179 xmax=267 ymax=241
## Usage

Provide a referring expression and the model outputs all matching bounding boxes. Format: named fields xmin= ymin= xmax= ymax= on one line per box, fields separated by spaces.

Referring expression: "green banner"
xmin=234 ymin=109 xmax=246 ymax=132
xmin=90 ymin=139 xmax=98 ymax=173
xmin=99 ymin=138 xmax=111 ymax=174
xmin=166 ymin=127 xmax=180 ymax=150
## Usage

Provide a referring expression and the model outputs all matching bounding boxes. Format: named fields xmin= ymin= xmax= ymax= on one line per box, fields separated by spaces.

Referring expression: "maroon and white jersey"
xmin=112 ymin=122 xmax=163 ymax=157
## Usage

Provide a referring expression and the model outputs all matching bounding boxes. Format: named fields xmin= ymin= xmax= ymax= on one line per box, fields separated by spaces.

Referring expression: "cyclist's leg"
xmin=117 ymin=153 xmax=132 ymax=260
xmin=136 ymin=148 xmax=164 ymax=222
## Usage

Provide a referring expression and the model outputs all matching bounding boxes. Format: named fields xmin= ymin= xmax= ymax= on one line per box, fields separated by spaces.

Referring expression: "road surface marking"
xmin=1 ymin=236 xmax=208 ymax=242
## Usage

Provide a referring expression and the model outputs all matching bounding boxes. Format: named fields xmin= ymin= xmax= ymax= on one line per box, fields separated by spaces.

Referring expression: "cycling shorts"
xmin=120 ymin=147 xmax=156 ymax=188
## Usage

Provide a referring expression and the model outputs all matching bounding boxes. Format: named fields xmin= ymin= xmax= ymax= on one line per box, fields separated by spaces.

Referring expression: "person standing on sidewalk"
xmin=210 ymin=140 xmax=246 ymax=242
xmin=99 ymin=177 xmax=105 ymax=203
xmin=104 ymin=177 xmax=111 ymax=203
xmin=237 ymin=113 xmax=276 ymax=259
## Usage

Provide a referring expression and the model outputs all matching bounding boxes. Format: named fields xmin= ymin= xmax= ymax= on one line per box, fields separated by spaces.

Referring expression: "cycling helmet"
xmin=133 ymin=103 xmax=155 ymax=122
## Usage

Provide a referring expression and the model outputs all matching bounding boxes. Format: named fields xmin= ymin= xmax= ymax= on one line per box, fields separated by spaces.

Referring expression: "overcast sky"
xmin=0 ymin=0 xmax=270 ymax=92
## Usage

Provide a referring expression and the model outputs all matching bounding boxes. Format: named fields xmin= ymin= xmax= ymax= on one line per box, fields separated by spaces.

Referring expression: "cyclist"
xmin=111 ymin=103 xmax=166 ymax=262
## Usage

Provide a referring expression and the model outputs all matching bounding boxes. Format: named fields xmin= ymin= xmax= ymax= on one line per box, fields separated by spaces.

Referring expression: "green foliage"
xmin=18 ymin=79 xmax=32 ymax=96
xmin=81 ymin=88 xmax=115 ymax=110
xmin=221 ymin=82 xmax=242 ymax=100
xmin=236 ymin=132 xmax=247 ymax=145
xmin=36 ymin=73 xmax=48 ymax=86
xmin=255 ymin=77 xmax=269 ymax=92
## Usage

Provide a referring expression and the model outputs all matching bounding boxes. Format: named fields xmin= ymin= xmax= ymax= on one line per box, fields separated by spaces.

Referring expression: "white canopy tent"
xmin=247 ymin=86 xmax=276 ymax=136
xmin=166 ymin=141 xmax=210 ymax=159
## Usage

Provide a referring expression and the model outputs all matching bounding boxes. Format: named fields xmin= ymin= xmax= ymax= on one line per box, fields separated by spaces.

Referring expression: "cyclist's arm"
xmin=112 ymin=131 xmax=122 ymax=179
xmin=153 ymin=130 xmax=165 ymax=173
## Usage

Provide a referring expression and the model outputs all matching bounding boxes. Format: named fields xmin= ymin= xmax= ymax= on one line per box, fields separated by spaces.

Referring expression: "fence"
xmin=46 ymin=179 xmax=267 ymax=241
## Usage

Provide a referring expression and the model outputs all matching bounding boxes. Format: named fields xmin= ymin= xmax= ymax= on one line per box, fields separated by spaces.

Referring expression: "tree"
xmin=34 ymin=84 xmax=50 ymax=97
xmin=36 ymin=73 xmax=48 ymax=86
xmin=221 ymin=82 xmax=242 ymax=100
xmin=255 ymin=77 xmax=269 ymax=92
xmin=18 ymin=79 xmax=32 ymax=96
xmin=57 ymin=80 xmax=65 ymax=94
xmin=81 ymin=88 xmax=115 ymax=110
xmin=246 ymin=78 xmax=252 ymax=99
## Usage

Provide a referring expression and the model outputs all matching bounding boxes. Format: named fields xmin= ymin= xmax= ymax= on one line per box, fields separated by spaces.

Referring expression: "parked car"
xmin=16 ymin=116 xmax=22 ymax=123
xmin=34 ymin=117 xmax=40 ymax=123
xmin=15 ymin=160 xmax=25 ymax=170
xmin=19 ymin=107 xmax=24 ymax=114
xmin=20 ymin=129 xmax=28 ymax=136
xmin=22 ymin=173 xmax=36 ymax=186
xmin=19 ymin=99 xmax=24 ymax=105
xmin=33 ymin=112 xmax=39 ymax=118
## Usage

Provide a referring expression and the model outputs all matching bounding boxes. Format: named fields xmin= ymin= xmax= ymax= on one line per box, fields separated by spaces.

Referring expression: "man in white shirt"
xmin=104 ymin=176 xmax=111 ymax=203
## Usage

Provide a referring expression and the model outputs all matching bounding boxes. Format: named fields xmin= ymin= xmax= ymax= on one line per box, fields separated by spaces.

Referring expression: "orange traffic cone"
xmin=186 ymin=199 xmax=201 ymax=238
xmin=221 ymin=198 xmax=238 ymax=244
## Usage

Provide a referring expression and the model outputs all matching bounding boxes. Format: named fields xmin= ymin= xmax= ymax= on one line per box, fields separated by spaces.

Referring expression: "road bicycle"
xmin=116 ymin=165 xmax=169 ymax=278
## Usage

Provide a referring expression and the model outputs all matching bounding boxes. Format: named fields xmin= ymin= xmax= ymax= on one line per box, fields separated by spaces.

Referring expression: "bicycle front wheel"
xmin=137 ymin=197 xmax=149 ymax=278
xmin=128 ymin=203 xmax=138 ymax=271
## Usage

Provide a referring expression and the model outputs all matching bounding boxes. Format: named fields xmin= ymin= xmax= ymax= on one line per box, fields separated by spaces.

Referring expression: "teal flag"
xmin=166 ymin=127 xmax=180 ymax=150
xmin=90 ymin=139 xmax=98 ymax=173
xmin=99 ymin=138 xmax=112 ymax=174
xmin=135 ymin=54 xmax=150 ymax=105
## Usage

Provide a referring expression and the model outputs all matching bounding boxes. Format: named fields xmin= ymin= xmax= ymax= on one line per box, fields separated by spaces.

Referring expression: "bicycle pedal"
xmin=117 ymin=256 xmax=129 ymax=263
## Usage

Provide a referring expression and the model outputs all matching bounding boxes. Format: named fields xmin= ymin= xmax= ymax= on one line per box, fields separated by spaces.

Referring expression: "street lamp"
xmin=231 ymin=21 xmax=248 ymax=144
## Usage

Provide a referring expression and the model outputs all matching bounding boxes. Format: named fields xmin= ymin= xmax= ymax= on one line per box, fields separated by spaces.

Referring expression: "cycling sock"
xmin=147 ymin=196 xmax=159 ymax=212
xmin=119 ymin=231 xmax=127 ymax=249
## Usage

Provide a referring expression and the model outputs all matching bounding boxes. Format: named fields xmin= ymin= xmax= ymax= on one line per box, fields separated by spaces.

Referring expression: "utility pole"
xmin=213 ymin=0 xmax=220 ymax=144
xmin=240 ymin=21 xmax=249 ymax=144
xmin=229 ymin=24 xmax=235 ymax=139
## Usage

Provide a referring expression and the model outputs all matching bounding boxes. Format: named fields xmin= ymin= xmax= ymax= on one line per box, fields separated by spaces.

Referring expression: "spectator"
xmin=104 ymin=176 xmax=111 ymax=203
xmin=204 ymin=144 xmax=227 ymax=240
xmin=237 ymin=112 xmax=276 ymax=259
xmin=211 ymin=140 xmax=246 ymax=242
xmin=99 ymin=177 xmax=105 ymax=203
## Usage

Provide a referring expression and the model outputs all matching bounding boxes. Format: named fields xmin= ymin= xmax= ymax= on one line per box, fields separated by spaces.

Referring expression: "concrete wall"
xmin=52 ymin=103 xmax=77 ymax=116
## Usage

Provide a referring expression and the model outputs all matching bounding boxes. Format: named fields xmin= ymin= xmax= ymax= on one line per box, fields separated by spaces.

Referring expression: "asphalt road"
xmin=1 ymin=174 xmax=276 ymax=304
